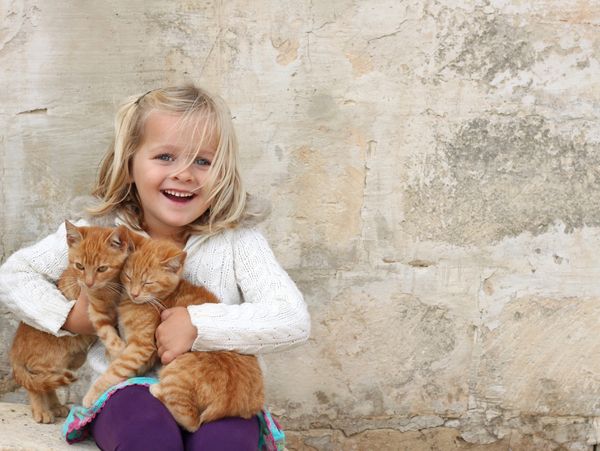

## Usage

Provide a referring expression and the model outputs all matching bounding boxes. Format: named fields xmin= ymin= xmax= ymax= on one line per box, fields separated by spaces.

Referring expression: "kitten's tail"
xmin=11 ymin=362 xmax=76 ymax=392
xmin=0 ymin=373 xmax=19 ymax=394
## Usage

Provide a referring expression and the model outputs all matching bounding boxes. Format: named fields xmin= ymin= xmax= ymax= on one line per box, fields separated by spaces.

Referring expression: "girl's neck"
xmin=144 ymin=227 xmax=188 ymax=249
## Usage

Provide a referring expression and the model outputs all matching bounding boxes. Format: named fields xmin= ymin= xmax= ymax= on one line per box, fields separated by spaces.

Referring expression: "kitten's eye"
xmin=143 ymin=281 xmax=154 ymax=286
xmin=122 ymin=273 xmax=131 ymax=281
xmin=97 ymin=266 xmax=108 ymax=273
xmin=75 ymin=263 xmax=84 ymax=270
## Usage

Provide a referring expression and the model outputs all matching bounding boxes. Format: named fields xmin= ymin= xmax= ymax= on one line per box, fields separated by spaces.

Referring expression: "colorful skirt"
xmin=61 ymin=377 xmax=285 ymax=451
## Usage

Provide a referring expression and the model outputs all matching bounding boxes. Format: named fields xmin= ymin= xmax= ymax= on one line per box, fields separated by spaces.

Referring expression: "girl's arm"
xmin=187 ymin=227 xmax=311 ymax=354
xmin=0 ymin=221 xmax=86 ymax=336
xmin=63 ymin=292 xmax=96 ymax=335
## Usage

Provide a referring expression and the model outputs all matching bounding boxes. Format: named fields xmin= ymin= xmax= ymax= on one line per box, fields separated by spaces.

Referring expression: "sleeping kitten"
xmin=82 ymin=236 xmax=264 ymax=431
xmin=9 ymin=222 xmax=130 ymax=423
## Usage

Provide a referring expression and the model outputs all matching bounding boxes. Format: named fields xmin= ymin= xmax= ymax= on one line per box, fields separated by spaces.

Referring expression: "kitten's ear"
xmin=65 ymin=220 xmax=83 ymax=247
xmin=126 ymin=231 xmax=146 ymax=252
xmin=109 ymin=226 xmax=129 ymax=251
xmin=162 ymin=251 xmax=187 ymax=273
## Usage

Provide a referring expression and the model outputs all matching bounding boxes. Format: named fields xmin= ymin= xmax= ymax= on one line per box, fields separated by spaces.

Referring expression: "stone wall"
xmin=2 ymin=1 xmax=600 ymax=449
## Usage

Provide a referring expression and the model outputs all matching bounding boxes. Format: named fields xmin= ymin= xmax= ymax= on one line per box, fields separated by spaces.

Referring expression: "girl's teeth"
xmin=164 ymin=190 xmax=193 ymax=198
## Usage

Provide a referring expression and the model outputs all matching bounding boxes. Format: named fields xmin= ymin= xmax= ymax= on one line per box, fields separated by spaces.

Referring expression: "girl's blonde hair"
xmin=90 ymin=84 xmax=249 ymax=237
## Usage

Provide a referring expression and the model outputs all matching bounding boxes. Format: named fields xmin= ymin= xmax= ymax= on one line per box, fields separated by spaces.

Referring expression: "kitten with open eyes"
xmin=63 ymin=221 xmax=129 ymax=360
xmin=8 ymin=222 xmax=130 ymax=423
xmin=83 ymin=236 xmax=264 ymax=431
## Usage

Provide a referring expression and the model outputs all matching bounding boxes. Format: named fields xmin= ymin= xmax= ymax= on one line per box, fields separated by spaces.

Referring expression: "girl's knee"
xmin=185 ymin=416 xmax=260 ymax=451
xmin=117 ymin=409 xmax=183 ymax=451
xmin=95 ymin=409 xmax=184 ymax=451
xmin=91 ymin=385 xmax=183 ymax=451
xmin=113 ymin=427 xmax=182 ymax=451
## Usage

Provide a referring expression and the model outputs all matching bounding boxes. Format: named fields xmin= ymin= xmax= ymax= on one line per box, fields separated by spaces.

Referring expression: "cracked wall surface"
xmin=3 ymin=1 xmax=600 ymax=450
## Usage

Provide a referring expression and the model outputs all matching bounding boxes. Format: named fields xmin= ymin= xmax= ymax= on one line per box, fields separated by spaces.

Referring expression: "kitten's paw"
xmin=62 ymin=370 xmax=77 ymax=385
xmin=82 ymin=390 xmax=99 ymax=408
xmin=32 ymin=406 xmax=55 ymax=424
xmin=52 ymin=404 xmax=70 ymax=418
xmin=148 ymin=383 xmax=161 ymax=399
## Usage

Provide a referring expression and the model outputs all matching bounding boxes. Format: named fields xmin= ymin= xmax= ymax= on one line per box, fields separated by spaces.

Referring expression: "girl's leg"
xmin=183 ymin=416 xmax=260 ymax=451
xmin=90 ymin=384 xmax=183 ymax=451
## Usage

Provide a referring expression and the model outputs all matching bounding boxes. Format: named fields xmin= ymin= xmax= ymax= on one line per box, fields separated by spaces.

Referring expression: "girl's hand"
xmin=156 ymin=307 xmax=197 ymax=365
xmin=62 ymin=292 xmax=96 ymax=335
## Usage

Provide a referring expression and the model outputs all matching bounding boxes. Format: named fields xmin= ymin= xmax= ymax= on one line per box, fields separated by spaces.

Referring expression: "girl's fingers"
xmin=161 ymin=308 xmax=174 ymax=321
xmin=161 ymin=350 xmax=174 ymax=365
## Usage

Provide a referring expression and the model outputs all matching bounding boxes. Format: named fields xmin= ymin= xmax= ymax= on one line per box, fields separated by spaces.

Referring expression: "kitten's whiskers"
xmin=145 ymin=296 xmax=167 ymax=313
xmin=102 ymin=282 xmax=124 ymax=301
xmin=61 ymin=277 xmax=81 ymax=293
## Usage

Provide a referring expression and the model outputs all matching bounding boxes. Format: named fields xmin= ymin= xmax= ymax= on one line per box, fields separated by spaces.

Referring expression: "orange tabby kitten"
xmin=64 ymin=221 xmax=129 ymax=360
xmin=83 ymin=237 xmax=264 ymax=432
xmin=9 ymin=222 xmax=130 ymax=423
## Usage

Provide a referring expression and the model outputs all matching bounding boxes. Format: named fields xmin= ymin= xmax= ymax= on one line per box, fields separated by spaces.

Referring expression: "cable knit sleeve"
xmin=0 ymin=221 xmax=85 ymax=336
xmin=188 ymin=228 xmax=310 ymax=354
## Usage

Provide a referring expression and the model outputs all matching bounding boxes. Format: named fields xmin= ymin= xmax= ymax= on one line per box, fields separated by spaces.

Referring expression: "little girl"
xmin=0 ymin=84 xmax=310 ymax=450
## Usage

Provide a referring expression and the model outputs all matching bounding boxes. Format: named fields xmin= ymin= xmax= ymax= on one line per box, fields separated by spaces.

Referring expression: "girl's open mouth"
xmin=161 ymin=190 xmax=196 ymax=203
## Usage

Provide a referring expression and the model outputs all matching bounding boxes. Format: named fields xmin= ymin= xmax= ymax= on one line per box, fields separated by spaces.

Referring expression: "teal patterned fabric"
xmin=61 ymin=377 xmax=285 ymax=450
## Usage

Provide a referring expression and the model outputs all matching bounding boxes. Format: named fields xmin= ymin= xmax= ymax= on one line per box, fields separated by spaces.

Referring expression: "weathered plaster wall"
xmin=2 ymin=1 xmax=600 ymax=449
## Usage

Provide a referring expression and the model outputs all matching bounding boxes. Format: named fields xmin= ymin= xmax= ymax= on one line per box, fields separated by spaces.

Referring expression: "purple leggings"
xmin=90 ymin=385 xmax=259 ymax=451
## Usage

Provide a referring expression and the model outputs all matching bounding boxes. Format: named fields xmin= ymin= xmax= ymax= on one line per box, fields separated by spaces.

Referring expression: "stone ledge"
xmin=0 ymin=402 xmax=97 ymax=450
xmin=0 ymin=401 xmax=289 ymax=450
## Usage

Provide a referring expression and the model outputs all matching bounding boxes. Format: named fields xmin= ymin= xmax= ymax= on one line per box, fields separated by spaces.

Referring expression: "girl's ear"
xmin=162 ymin=251 xmax=187 ymax=273
xmin=109 ymin=226 xmax=129 ymax=251
xmin=65 ymin=220 xmax=83 ymax=247
xmin=127 ymin=157 xmax=136 ymax=183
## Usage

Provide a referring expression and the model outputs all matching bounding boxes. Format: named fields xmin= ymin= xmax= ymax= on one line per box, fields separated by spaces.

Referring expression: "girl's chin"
xmin=161 ymin=215 xmax=204 ymax=228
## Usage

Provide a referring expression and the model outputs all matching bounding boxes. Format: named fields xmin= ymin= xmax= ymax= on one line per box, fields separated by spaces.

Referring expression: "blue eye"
xmin=195 ymin=157 xmax=211 ymax=166
xmin=156 ymin=154 xmax=174 ymax=162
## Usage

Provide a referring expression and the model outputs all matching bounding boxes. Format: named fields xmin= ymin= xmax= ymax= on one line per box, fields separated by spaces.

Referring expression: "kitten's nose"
xmin=131 ymin=289 xmax=140 ymax=298
xmin=85 ymin=277 xmax=94 ymax=287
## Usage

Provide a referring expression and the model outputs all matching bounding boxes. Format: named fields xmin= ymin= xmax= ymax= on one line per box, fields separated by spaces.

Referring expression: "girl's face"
xmin=131 ymin=111 xmax=216 ymax=241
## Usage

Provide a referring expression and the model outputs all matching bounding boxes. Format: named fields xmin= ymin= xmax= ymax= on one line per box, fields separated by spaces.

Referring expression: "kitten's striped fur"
xmin=9 ymin=222 xmax=131 ymax=423
xmin=83 ymin=236 xmax=264 ymax=431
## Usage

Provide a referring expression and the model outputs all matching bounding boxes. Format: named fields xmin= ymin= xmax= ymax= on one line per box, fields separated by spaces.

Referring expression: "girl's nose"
xmin=171 ymin=166 xmax=193 ymax=182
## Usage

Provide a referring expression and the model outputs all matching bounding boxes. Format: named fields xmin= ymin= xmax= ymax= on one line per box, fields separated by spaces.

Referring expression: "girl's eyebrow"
xmin=147 ymin=144 xmax=181 ymax=153
xmin=147 ymin=144 xmax=215 ymax=155
xmin=196 ymin=148 xmax=216 ymax=157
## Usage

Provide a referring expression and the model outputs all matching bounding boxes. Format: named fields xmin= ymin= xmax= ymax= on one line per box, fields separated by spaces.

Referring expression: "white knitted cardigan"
xmin=0 ymin=218 xmax=310 ymax=376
